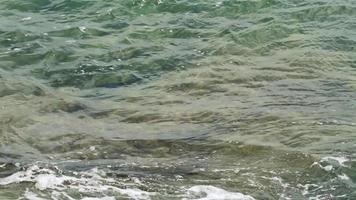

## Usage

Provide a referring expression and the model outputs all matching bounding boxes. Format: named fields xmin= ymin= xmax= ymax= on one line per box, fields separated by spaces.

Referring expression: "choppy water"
xmin=1 ymin=0 xmax=356 ymax=199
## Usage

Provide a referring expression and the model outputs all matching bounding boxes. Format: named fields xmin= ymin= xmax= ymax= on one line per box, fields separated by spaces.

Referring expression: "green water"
xmin=1 ymin=0 xmax=356 ymax=199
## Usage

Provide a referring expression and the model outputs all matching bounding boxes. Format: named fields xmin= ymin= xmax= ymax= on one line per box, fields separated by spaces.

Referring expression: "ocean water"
xmin=0 ymin=0 xmax=356 ymax=199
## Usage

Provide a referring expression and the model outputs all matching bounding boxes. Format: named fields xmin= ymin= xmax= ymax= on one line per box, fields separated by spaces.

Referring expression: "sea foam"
xmin=184 ymin=185 xmax=255 ymax=200
xmin=0 ymin=165 xmax=152 ymax=200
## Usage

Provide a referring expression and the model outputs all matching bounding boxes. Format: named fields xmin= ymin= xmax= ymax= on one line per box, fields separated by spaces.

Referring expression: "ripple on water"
xmin=1 ymin=0 xmax=356 ymax=199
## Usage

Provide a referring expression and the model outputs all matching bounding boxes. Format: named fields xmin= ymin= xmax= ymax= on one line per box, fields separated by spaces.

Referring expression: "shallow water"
xmin=1 ymin=0 xmax=356 ymax=199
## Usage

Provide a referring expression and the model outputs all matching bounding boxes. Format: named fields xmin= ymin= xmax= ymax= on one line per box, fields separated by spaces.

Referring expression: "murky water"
xmin=1 ymin=0 xmax=356 ymax=199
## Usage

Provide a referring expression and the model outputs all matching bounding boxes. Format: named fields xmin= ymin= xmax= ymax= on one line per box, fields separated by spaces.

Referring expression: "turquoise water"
xmin=1 ymin=0 xmax=356 ymax=199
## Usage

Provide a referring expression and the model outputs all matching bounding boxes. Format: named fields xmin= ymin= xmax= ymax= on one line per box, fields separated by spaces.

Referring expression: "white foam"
xmin=79 ymin=26 xmax=87 ymax=33
xmin=21 ymin=17 xmax=32 ymax=21
xmin=0 ymin=165 xmax=40 ymax=185
xmin=113 ymin=188 xmax=151 ymax=200
xmin=35 ymin=174 xmax=74 ymax=191
xmin=320 ymin=165 xmax=333 ymax=172
xmin=321 ymin=156 xmax=349 ymax=167
xmin=90 ymin=146 xmax=96 ymax=151
xmin=184 ymin=185 xmax=255 ymax=200
xmin=297 ymin=183 xmax=321 ymax=196
xmin=215 ymin=0 xmax=224 ymax=7
xmin=51 ymin=191 xmax=76 ymax=200
xmin=81 ymin=197 xmax=115 ymax=200
xmin=0 ymin=165 xmax=75 ymax=191
xmin=0 ymin=165 xmax=153 ymax=200
xmin=24 ymin=190 xmax=47 ymax=200
xmin=338 ymin=174 xmax=350 ymax=180
xmin=312 ymin=156 xmax=350 ymax=171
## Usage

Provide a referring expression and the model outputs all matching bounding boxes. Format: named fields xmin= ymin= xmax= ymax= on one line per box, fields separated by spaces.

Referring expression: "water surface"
xmin=1 ymin=0 xmax=356 ymax=199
